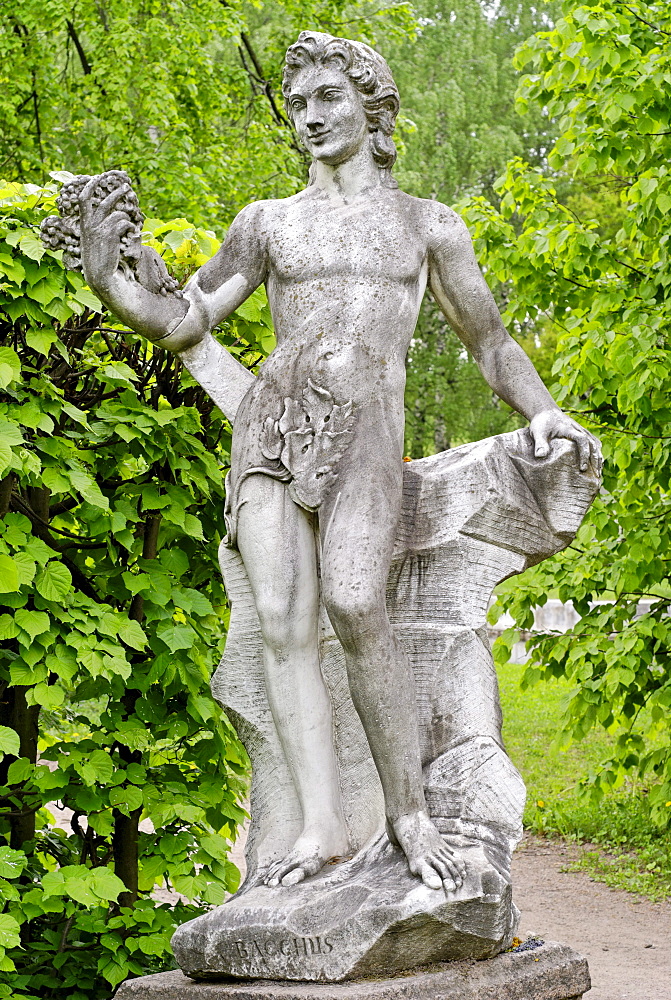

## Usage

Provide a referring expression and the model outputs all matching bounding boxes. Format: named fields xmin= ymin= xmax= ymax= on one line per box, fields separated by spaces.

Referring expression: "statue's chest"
xmin=266 ymin=203 xmax=424 ymax=284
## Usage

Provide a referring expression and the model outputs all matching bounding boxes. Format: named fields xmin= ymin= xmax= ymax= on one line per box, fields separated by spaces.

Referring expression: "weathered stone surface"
xmin=172 ymin=837 xmax=516 ymax=982
xmin=171 ymin=430 xmax=600 ymax=982
xmin=64 ymin=29 xmax=601 ymax=990
xmin=115 ymin=941 xmax=591 ymax=999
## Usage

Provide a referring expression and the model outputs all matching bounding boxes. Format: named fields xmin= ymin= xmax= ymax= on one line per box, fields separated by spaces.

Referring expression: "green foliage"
xmin=473 ymin=1 xmax=671 ymax=826
xmin=392 ymin=0 xmax=562 ymax=456
xmin=499 ymin=661 xmax=671 ymax=901
xmin=391 ymin=0 xmax=561 ymax=203
xmin=0 ymin=180 xmax=275 ymax=998
xmin=404 ymin=298 xmax=521 ymax=456
xmin=0 ymin=0 xmax=416 ymax=226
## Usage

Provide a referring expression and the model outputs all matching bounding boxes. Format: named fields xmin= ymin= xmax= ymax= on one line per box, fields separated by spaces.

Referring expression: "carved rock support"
xmin=171 ymin=428 xmax=600 ymax=982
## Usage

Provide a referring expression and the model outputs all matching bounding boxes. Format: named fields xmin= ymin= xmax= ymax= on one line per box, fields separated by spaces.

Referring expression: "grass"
xmin=497 ymin=661 xmax=671 ymax=901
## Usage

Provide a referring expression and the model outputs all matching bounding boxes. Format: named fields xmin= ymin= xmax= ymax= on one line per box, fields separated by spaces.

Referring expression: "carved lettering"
xmin=233 ymin=941 xmax=249 ymax=960
xmin=251 ymin=940 xmax=265 ymax=959
xmin=233 ymin=935 xmax=336 ymax=962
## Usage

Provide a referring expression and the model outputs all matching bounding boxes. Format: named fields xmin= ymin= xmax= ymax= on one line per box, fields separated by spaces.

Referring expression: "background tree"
xmin=462 ymin=0 xmax=671 ymax=826
xmin=389 ymin=0 xmax=561 ymax=455
xmin=0 ymin=1 xmax=415 ymax=223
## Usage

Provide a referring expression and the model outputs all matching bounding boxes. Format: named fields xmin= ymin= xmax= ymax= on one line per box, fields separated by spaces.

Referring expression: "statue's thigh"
xmin=236 ymin=474 xmax=319 ymax=630
xmin=319 ymin=460 xmax=402 ymax=608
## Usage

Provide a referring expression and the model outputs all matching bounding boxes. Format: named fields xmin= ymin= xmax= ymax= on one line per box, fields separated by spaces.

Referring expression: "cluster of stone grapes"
xmin=40 ymin=170 xmax=180 ymax=296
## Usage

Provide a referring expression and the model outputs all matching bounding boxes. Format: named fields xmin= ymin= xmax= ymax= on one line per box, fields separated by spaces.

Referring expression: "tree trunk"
xmin=0 ymin=685 xmax=40 ymax=849
xmin=112 ymin=513 xmax=160 ymax=908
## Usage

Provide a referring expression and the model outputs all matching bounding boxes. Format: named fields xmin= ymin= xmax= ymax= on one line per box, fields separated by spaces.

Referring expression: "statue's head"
xmin=282 ymin=31 xmax=400 ymax=186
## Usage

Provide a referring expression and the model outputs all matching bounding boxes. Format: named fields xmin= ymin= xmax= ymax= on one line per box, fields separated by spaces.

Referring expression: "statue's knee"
xmin=256 ymin=594 xmax=311 ymax=652
xmin=323 ymin=588 xmax=384 ymax=651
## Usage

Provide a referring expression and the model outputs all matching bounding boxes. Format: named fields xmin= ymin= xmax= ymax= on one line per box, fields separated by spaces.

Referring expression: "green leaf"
xmin=79 ymin=749 xmax=114 ymax=786
xmin=108 ymin=784 xmax=143 ymax=815
xmin=35 ymin=561 xmax=72 ymax=601
xmin=26 ymin=328 xmax=57 ymax=355
xmin=30 ymin=682 xmax=64 ymax=710
xmin=0 ymin=914 xmax=21 ymax=949
xmin=18 ymin=230 xmax=45 ymax=261
xmin=15 ymin=608 xmax=50 ymax=640
xmin=200 ymin=834 xmax=230 ymax=861
xmin=72 ymin=287 xmax=102 ymax=312
xmin=156 ymin=623 xmax=196 ymax=652
xmin=0 ymin=346 xmax=21 ymax=385
xmin=118 ymin=618 xmax=147 ymax=650
xmin=0 ymin=440 xmax=12 ymax=477
xmin=89 ymin=866 xmax=126 ymax=901
xmin=0 ymin=554 xmax=18 ymax=593
xmin=0 ymin=727 xmax=20 ymax=758
xmin=6 ymin=757 xmax=33 ymax=784
xmin=0 ymin=614 xmax=19 ymax=640
xmin=0 ymin=847 xmax=26 ymax=879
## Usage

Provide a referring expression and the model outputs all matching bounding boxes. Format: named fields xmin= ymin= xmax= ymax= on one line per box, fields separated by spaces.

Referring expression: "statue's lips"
xmin=307 ymin=130 xmax=330 ymax=144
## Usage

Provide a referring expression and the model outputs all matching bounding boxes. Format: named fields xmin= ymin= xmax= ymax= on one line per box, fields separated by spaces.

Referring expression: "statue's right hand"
xmin=78 ymin=178 xmax=137 ymax=294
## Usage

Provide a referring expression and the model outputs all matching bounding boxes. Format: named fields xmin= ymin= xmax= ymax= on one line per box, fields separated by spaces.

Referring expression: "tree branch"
xmin=66 ymin=20 xmax=92 ymax=75
xmin=238 ymin=31 xmax=290 ymax=128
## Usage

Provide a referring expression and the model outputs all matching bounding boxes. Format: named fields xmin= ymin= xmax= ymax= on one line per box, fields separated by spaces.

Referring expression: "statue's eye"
xmin=323 ymin=90 xmax=340 ymax=101
xmin=290 ymin=98 xmax=306 ymax=112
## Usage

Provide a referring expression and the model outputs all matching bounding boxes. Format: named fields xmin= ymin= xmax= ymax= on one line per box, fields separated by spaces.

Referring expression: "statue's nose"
xmin=306 ymin=101 xmax=325 ymax=130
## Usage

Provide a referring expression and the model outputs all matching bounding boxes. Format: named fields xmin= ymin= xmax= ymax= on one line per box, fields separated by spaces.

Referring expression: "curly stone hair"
xmin=282 ymin=30 xmax=400 ymax=186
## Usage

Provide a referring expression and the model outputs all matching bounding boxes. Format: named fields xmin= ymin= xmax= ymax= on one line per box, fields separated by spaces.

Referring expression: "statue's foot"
xmin=265 ymin=827 xmax=348 ymax=888
xmin=392 ymin=810 xmax=467 ymax=892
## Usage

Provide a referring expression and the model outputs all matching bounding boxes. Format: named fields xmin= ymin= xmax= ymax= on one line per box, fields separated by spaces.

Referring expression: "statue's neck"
xmin=309 ymin=145 xmax=384 ymax=200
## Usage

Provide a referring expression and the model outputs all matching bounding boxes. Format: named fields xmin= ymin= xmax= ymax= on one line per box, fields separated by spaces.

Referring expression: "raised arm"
xmin=426 ymin=203 xmax=599 ymax=471
xmin=79 ymin=179 xmax=267 ymax=421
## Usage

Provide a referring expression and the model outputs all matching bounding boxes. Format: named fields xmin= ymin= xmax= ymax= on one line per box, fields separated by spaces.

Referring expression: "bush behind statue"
xmin=0 ymin=179 xmax=276 ymax=999
xmin=472 ymin=0 xmax=671 ymax=830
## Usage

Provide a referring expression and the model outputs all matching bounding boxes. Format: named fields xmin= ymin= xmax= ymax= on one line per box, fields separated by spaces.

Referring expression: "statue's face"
xmin=287 ymin=64 xmax=369 ymax=166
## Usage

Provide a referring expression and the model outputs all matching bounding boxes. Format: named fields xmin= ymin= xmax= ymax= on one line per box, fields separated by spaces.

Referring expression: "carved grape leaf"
xmin=281 ymin=429 xmax=316 ymax=474
xmin=260 ymin=417 xmax=283 ymax=461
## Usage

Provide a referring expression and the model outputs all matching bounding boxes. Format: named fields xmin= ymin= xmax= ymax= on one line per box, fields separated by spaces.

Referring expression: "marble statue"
xmin=44 ymin=31 xmax=601 ymax=985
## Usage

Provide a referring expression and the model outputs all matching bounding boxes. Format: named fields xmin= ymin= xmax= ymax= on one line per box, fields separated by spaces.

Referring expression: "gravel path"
xmin=512 ymin=835 xmax=671 ymax=1000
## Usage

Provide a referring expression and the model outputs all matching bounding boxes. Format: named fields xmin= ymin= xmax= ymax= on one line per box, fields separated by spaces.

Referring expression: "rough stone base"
xmin=170 ymin=836 xmax=517 ymax=982
xmin=115 ymin=941 xmax=590 ymax=1000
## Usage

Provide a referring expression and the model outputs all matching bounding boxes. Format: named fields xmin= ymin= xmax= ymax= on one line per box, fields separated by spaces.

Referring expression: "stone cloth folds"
xmin=224 ymin=376 xmax=358 ymax=547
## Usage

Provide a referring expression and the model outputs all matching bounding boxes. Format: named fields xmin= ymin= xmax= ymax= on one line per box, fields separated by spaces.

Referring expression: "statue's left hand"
xmin=529 ymin=409 xmax=602 ymax=474
xmin=78 ymin=178 xmax=138 ymax=295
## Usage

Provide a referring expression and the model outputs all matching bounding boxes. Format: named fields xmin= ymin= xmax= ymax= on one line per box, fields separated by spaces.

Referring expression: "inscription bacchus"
xmin=232 ymin=936 xmax=335 ymax=961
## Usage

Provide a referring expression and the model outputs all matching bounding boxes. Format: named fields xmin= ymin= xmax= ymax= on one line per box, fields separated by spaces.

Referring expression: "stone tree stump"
xmin=170 ymin=428 xmax=600 ymax=983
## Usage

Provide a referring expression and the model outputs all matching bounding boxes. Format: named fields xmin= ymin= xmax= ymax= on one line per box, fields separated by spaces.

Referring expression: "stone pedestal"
xmin=115 ymin=941 xmax=591 ymax=999
xmin=170 ymin=430 xmax=600 ymax=982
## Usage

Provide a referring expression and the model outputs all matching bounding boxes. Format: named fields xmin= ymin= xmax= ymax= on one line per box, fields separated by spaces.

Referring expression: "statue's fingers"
xmin=531 ymin=424 xmax=550 ymax=459
xmin=563 ymin=428 xmax=591 ymax=472
xmin=101 ymin=212 xmax=137 ymax=240
xmin=78 ymin=175 xmax=100 ymax=222
xmin=97 ymin=182 xmax=131 ymax=219
xmin=590 ymin=437 xmax=604 ymax=475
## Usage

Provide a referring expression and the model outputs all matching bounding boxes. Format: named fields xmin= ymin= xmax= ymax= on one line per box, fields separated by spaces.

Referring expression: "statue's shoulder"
xmin=394 ymin=191 xmax=471 ymax=250
xmin=396 ymin=191 xmax=465 ymax=227
xmin=233 ymin=190 xmax=313 ymax=230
